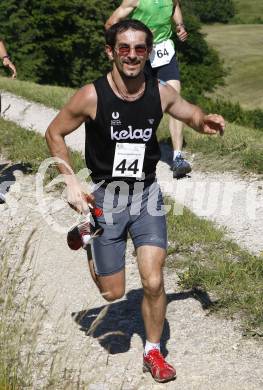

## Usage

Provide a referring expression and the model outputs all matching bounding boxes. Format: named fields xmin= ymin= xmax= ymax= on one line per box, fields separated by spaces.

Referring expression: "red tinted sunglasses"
xmin=115 ymin=44 xmax=148 ymax=57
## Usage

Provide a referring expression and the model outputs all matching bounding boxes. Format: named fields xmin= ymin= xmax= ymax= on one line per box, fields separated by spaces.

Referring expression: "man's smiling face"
xmin=112 ymin=29 xmax=150 ymax=79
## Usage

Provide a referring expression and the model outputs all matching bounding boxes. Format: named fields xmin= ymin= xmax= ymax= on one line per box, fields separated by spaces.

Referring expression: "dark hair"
xmin=105 ymin=19 xmax=153 ymax=49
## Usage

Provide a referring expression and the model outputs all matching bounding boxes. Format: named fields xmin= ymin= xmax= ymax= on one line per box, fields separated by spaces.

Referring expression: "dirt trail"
xmin=1 ymin=92 xmax=262 ymax=254
xmin=1 ymin=173 xmax=263 ymax=389
xmin=1 ymin=93 xmax=263 ymax=388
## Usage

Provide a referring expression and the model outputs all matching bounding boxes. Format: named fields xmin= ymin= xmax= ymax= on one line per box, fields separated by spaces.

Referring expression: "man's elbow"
xmin=105 ymin=16 xmax=118 ymax=30
xmin=105 ymin=19 xmax=112 ymax=30
xmin=45 ymin=125 xmax=59 ymax=148
xmin=45 ymin=126 xmax=52 ymax=144
xmin=105 ymin=8 xmax=125 ymax=30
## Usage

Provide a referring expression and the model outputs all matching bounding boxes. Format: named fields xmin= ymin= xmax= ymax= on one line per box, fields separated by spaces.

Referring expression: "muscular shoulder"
xmin=65 ymin=83 xmax=97 ymax=120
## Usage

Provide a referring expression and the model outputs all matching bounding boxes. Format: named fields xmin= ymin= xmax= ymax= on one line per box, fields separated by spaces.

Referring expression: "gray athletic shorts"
xmin=144 ymin=55 xmax=180 ymax=81
xmin=90 ymin=181 xmax=167 ymax=276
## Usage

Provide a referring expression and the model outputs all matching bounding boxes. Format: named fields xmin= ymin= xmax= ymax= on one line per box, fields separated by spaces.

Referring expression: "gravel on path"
xmin=1 ymin=92 xmax=262 ymax=254
xmin=1 ymin=92 xmax=263 ymax=388
xmin=1 ymin=173 xmax=263 ymax=389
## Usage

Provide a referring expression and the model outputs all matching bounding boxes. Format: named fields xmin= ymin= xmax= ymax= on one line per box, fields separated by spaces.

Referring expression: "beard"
xmin=120 ymin=64 xmax=143 ymax=79
xmin=116 ymin=58 xmax=144 ymax=79
xmin=123 ymin=72 xmax=141 ymax=79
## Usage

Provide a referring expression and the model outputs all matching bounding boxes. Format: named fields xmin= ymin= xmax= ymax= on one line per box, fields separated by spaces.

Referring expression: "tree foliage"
xmin=182 ymin=0 xmax=235 ymax=23
xmin=0 ymin=0 xmax=225 ymax=95
xmin=0 ymin=0 xmax=119 ymax=86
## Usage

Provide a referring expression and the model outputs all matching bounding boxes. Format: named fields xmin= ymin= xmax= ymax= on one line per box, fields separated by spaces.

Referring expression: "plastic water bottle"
xmin=67 ymin=206 xmax=103 ymax=250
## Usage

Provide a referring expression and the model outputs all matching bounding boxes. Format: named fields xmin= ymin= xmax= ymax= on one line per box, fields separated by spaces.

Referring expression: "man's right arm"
xmin=45 ymin=84 xmax=97 ymax=213
xmin=173 ymin=1 xmax=188 ymax=42
xmin=105 ymin=0 xmax=138 ymax=29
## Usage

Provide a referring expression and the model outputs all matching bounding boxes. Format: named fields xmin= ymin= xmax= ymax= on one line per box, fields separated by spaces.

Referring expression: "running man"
xmin=45 ymin=20 xmax=225 ymax=383
xmin=0 ymin=39 xmax=17 ymax=78
xmin=106 ymin=0 xmax=190 ymax=179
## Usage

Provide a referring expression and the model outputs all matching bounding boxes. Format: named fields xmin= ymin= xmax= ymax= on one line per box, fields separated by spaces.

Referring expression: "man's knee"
xmin=142 ymin=275 xmax=164 ymax=298
xmin=93 ymin=268 xmax=125 ymax=302
xmin=97 ymin=275 xmax=125 ymax=302
xmin=100 ymin=286 xmax=125 ymax=302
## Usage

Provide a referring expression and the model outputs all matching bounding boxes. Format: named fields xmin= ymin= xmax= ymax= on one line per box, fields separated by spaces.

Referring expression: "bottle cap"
xmin=92 ymin=207 xmax=103 ymax=217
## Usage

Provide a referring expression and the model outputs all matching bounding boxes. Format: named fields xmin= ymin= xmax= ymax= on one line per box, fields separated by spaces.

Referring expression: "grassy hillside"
xmin=158 ymin=114 xmax=263 ymax=174
xmin=0 ymin=117 xmax=262 ymax=335
xmin=233 ymin=0 xmax=263 ymax=23
xmin=0 ymin=76 xmax=75 ymax=109
xmin=202 ymin=24 xmax=263 ymax=110
xmin=0 ymin=75 xmax=263 ymax=174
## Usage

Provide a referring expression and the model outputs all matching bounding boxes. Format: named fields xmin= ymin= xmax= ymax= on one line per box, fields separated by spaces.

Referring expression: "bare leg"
xmin=137 ymin=245 xmax=167 ymax=342
xmin=86 ymin=246 xmax=125 ymax=302
xmin=167 ymin=79 xmax=191 ymax=178
xmin=167 ymin=80 xmax=183 ymax=152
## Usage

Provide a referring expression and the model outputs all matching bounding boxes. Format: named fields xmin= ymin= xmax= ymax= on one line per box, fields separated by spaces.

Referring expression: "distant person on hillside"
xmin=0 ymin=39 xmax=17 ymax=78
xmin=105 ymin=0 xmax=190 ymax=179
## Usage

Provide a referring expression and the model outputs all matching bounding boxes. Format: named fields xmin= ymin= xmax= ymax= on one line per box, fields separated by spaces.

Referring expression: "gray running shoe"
xmin=172 ymin=155 xmax=191 ymax=179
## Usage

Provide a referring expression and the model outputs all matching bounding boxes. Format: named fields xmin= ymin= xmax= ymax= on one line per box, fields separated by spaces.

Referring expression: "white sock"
xmin=144 ymin=340 xmax=160 ymax=356
xmin=173 ymin=150 xmax=182 ymax=160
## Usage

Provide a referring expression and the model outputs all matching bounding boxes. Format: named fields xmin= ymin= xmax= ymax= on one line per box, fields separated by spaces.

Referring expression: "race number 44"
xmin=112 ymin=143 xmax=145 ymax=179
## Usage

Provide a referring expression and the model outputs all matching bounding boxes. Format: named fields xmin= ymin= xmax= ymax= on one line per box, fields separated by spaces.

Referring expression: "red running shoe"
xmin=143 ymin=349 xmax=176 ymax=383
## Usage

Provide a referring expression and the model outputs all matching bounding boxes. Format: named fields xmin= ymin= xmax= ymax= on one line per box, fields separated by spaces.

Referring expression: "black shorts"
xmin=90 ymin=181 xmax=167 ymax=276
xmin=144 ymin=55 xmax=180 ymax=82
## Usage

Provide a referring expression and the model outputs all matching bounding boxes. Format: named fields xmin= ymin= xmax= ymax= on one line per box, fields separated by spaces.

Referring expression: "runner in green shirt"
xmin=106 ymin=0 xmax=191 ymax=179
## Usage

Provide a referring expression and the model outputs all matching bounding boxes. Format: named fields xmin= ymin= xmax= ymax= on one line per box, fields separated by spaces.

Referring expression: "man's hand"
xmin=202 ymin=114 xmax=225 ymax=136
xmin=65 ymin=174 xmax=95 ymax=215
xmin=3 ymin=57 xmax=17 ymax=78
xmin=176 ymin=24 xmax=188 ymax=42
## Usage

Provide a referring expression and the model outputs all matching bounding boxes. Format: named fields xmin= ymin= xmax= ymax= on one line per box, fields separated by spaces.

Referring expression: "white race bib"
xmin=112 ymin=143 xmax=145 ymax=179
xmin=149 ymin=39 xmax=175 ymax=68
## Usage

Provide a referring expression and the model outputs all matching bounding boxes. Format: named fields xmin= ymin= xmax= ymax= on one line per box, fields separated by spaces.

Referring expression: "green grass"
xmin=0 ymin=76 xmax=75 ymax=110
xmin=2 ymin=109 xmax=262 ymax=178
xmin=158 ymin=115 xmax=263 ymax=174
xmin=0 ymin=233 xmax=45 ymax=388
xmin=2 ymin=72 xmax=263 ymax=175
xmin=202 ymin=24 xmax=263 ymax=110
xmin=1 ymin=111 xmax=262 ymax=336
xmin=166 ymin=198 xmax=263 ymax=334
xmin=0 ymin=233 xmax=91 ymax=388
xmin=233 ymin=0 xmax=263 ymax=23
xmin=0 ymin=117 xmax=86 ymax=177
xmin=184 ymin=122 xmax=263 ymax=174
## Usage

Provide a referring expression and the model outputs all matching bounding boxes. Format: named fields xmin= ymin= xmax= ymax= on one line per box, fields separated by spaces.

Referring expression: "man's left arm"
xmin=173 ymin=1 xmax=188 ymax=42
xmin=160 ymin=82 xmax=225 ymax=135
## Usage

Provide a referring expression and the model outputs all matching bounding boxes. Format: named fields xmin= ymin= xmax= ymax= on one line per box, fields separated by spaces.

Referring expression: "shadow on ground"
xmin=0 ymin=162 xmax=32 ymax=203
xmin=72 ymin=287 xmax=214 ymax=356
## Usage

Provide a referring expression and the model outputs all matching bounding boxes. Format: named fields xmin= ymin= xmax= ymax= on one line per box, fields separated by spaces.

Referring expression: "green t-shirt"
xmin=130 ymin=0 xmax=174 ymax=43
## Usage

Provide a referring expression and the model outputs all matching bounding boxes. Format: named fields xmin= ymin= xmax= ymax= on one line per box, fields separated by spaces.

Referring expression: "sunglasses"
xmin=114 ymin=44 xmax=148 ymax=57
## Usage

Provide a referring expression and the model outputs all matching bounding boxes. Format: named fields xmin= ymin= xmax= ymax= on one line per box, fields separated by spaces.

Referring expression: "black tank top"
xmin=85 ymin=74 xmax=163 ymax=183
